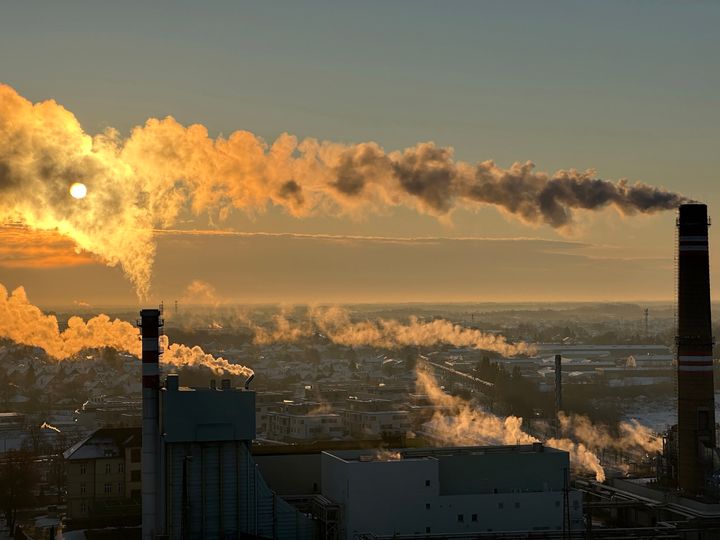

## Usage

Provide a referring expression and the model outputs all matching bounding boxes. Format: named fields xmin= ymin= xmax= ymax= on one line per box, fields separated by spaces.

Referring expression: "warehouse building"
xmin=321 ymin=444 xmax=583 ymax=538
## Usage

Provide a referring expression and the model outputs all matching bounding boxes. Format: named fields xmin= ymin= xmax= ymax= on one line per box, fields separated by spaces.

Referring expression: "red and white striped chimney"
xmin=676 ymin=203 xmax=716 ymax=494
xmin=139 ymin=309 xmax=162 ymax=539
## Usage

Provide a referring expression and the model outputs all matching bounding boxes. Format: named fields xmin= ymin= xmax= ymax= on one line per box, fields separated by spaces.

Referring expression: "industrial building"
xmin=321 ymin=444 xmax=583 ymax=538
xmin=138 ymin=309 xmax=316 ymax=540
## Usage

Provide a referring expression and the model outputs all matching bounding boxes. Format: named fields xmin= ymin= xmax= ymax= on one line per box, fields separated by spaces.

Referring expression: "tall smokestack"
xmin=139 ymin=309 xmax=163 ymax=539
xmin=676 ymin=203 xmax=716 ymax=494
xmin=554 ymin=354 xmax=563 ymax=413
xmin=555 ymin=354 xmax=563 ymax=438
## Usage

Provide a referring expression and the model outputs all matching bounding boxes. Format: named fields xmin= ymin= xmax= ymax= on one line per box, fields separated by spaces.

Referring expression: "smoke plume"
xmin=252 ymin=306 xmax=534 ymax=356
xmin=0 ymin=84 xmax=687 ymax=296
xmin=416 ymin=370 xmax=606 ymax=481
xmin=0 ymin=283 xmax=253 ymax=377
xmin=558 ymin=412 xmax=662 ymax=455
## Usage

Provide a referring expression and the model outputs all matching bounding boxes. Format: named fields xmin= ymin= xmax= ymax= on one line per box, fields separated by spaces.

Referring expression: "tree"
xmin=0 ymin=450 xmax=39 ymax=533
xmin=48 ymin=433 xmax=68 ymax=505
xmin=24 ymin=364 xmax=36 ymax=388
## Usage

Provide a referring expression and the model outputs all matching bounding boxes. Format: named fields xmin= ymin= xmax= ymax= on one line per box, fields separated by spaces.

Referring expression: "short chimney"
xmin=166 ymin=374 xmax=179 ymax=391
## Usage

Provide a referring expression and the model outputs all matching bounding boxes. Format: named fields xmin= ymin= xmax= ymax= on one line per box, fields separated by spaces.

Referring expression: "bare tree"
xmin=0 ymin=449 xmax=39 ymax=533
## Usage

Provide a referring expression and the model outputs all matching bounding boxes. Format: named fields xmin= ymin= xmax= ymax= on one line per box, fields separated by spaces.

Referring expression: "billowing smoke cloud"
xmin=252 ymin=306 xmax=534 ymax=356
xmin=0 ymin=84 xmax=687 ymax=296
xmin=0 ymin=283 xmax=253 ymax=377
xmin=416 ymin=370 xmax=606 ymax=481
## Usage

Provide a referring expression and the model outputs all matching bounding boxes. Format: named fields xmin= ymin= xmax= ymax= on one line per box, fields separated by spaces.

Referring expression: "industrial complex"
xmin=2 ymin=204 xmax=720 ymax=538
xmin=121 ymin=203 xmax=720 ymax=539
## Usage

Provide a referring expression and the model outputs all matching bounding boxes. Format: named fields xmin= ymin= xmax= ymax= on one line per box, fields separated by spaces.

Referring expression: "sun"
xmin=69 ymin=182 xmax=88 ymax=199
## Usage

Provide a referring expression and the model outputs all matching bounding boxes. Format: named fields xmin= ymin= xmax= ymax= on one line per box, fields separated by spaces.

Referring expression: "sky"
xmin=1 ymin=1 xmax=719 ymax=306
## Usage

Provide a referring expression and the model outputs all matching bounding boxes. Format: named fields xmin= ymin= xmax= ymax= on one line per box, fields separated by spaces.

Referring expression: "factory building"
xmin=320 ymin=444 xmax=583 ymax=538
xmin=138 ymin=309 xmax=316 ymax=540
xmin=161 ymin=375 xmax=316 ymax=539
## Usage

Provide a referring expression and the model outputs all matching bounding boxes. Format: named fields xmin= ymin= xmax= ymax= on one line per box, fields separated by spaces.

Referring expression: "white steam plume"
xmin=0 ymin=283 xmax=253 ymax=377
xmin=0 ymin=84 xmax=687 ymax=296
xmin=558 ymin=412 xmax=662 ymax=455
xmin=416 ymin=370 xmax=606 ymax=481
xmin=252 ymin=306 xmax=534 ymax=356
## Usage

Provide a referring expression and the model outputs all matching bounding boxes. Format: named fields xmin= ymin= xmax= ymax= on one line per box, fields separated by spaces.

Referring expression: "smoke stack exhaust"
xmin=676 ymin=203 xmax=716 ymax=494
xmin=139 ymin=309 xmax=163 ymax=539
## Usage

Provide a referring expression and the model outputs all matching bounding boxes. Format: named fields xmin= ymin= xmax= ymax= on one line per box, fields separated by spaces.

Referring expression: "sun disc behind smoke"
xmin=69 ymin=182 xmax=87 ymax=199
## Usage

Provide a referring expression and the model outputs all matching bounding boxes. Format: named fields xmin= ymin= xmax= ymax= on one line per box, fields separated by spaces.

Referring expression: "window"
xmin=425 ymin=503 xmax=431 ymax=510
xmin=498 ymin=502 xmax=504 ymax=510
xmin=80 ymin=465 xmax=86 ymax=475
xmin=105 ymin=463 xmax=112 ymax=474
xmin=131 ymin=470 xmax=141 ymax=482
xmin=471 ymin=514 xmax=478 ymax=522
xmin=425 ymin=527 xmax=431 ymax=534
xmin=514 ymin=502 xmax=520 ymax=509
xmin=131 ymin=448 xmax=141 ymax=463
xmin=118 ymin=483 xmax=123 ymax=494
xmin=457 ymin=514 xmax=464 ymax=523
xmin=118 ymin=463 xmax=124 ymax=473
xmin=425 ymin=480 xmax=431 ymax=487
xmin=80 ymin=483 xmax=86 ymax=495
xmin=80 ymin=502 xmax=87 ymax=513
xmin=104 ymin=483 xmax=112 ymax=495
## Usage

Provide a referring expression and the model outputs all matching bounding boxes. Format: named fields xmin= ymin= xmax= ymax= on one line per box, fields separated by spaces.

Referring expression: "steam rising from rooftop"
xmin=0 ymin=84 xmax=687 ymax=296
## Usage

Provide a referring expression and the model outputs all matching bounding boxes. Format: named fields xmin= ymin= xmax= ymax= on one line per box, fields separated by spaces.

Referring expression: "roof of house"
xmin=63 ymin=426 xmax=141 ymax=461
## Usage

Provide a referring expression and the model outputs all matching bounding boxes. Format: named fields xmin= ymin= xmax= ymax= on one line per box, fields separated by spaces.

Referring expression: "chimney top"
xmin=166 ymin=374 xmax=179 ymax=391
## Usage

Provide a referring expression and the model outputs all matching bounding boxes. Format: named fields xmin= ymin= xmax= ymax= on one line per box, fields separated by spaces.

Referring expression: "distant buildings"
xmin=267 ymin=406 xmax=344 ymax=442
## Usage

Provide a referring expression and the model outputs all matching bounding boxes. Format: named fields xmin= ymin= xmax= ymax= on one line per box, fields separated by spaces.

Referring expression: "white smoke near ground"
xmin=0 ymin=283 xmax=253 ymax=377
xmin=252 ymin=306 xmax=534 ymax=356
xmin=0 ymin=84 xmax=687 ymax=296
xmin=416 ymin=370 xmax=606 ymax=481
xmin=558 ymin=412 xmax=662 ymax=455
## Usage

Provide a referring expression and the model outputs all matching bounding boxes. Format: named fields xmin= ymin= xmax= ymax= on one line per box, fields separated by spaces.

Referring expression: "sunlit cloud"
xmin=0 ymin=226 xmax=97 ymax=268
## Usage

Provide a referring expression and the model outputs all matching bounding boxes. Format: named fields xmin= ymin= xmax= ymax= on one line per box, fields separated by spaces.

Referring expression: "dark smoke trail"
xmin=0 ymin=84 xmax=687 ymax=294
